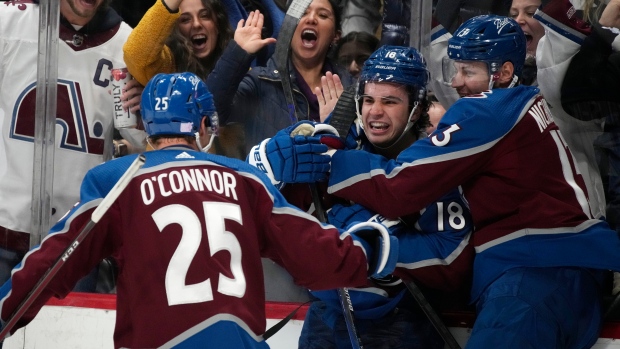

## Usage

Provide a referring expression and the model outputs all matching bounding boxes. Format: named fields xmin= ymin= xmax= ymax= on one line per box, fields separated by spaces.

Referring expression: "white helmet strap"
xmin=195 ymin=131 xmax=216 ymax=153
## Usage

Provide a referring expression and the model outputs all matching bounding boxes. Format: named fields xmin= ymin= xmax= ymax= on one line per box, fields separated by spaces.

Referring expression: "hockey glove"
xmin=342 ymin=221 xmax=398 ymax=279
xmin=327 ymin=203 xmax=374 ymax=229
xmin=248 ymin=121 xmax=345 ymax=185
xmin=329 ymin=203 xmax=403 ymax=233
xmin=288 ymin=120 xmax=345 ymax=150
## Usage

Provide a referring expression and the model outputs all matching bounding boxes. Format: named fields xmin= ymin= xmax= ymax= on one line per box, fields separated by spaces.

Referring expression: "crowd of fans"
xmin=1 ymin=0 xmax=620 ymax=348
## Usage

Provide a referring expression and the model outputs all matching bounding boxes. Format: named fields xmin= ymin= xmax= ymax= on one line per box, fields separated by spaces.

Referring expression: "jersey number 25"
xmin=152 ymin=202 xmax=245 ymax=306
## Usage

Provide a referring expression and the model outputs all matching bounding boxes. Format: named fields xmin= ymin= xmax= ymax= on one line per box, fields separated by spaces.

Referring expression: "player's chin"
xmin=367 ymin=135 xmax=391 ymax=148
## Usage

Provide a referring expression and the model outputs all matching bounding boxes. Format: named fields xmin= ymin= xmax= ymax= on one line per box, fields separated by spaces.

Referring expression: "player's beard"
xmin=65 ymin=0 xmax=101 ymax=20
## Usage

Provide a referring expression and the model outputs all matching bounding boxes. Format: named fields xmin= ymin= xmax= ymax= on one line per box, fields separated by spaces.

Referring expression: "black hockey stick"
xmin=403 ymin=280 xmax=461 ymax=349
xmin=0 ymin=154 xmax=146 ymax=341
xmin=328 ymin=85 xmax=358 ymax=142
xmin=273 ymin=1 xmax=364 ymax=348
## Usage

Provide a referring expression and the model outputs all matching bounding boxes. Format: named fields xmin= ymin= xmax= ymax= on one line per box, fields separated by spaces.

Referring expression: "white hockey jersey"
xmin=0 ymin=1 xmax=132 ymax=233
xmin=535 ymin=0 xmax=607 ymax=218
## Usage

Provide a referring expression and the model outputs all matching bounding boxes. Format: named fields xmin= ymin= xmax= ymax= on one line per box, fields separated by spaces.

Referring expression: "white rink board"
xmin=3 ymin=305 xmax=620 ymax=349
xmin=2 ymin=306 xmax=304 ymax=349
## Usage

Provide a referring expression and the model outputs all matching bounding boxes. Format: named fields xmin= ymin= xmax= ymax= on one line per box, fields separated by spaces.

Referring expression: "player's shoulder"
xmin=454 ymin=86 xmax=539 ymax=114
xmin=438 ymin=86 xmax=541 ymax=139
xmin=89 ymin=154 xmax=140 ymax=177
xmin=142 ymin=148 xmax=276 ymax=187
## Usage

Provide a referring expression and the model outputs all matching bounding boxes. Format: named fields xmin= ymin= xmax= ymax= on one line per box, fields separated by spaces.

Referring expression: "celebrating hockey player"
xmin=276 ymin=15 xmax=620 ymax=348
xmin=249 ymin=46 xmax=474 ymax=348
xmin=0 ymin=72 xmax=398 ymax=349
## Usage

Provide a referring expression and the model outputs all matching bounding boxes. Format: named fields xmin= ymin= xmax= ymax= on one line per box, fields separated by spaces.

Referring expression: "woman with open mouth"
xmin=123 ymin=0 xmax=261 ymax=160
xmin=123 ymin=0 xmax=232 ymax=86
xmin=206 ymin=0 xmax=355 ymax=156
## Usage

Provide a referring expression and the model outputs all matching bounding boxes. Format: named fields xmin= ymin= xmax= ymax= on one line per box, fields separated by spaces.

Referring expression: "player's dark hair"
xmin=166 ymin=0 xmax=233 ymax=80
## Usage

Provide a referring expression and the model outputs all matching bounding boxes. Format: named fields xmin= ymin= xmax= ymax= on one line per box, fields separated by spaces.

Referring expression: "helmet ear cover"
xmin=447 ymin=15 xmax=526 ymax=79
xmin=140 ymin=72 xmax=218 ymax=137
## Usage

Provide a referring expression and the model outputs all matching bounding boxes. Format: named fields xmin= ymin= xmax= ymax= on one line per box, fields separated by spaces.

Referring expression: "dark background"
xmin=110 ymin=0 xmax=155 ymax=28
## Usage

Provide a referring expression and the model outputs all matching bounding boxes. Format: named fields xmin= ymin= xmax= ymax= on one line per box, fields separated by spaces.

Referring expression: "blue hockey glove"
xmin=328 ymin=203 xmax=404 ymax=233
xmin=327 ymin=203 xmax=374 ymax=229
xmin=248 ymin=121 xmax=345 ymax=185
xmin=287 ymin=121 xmax=345 ymax=150
xmin=342 ymin=221 xmax=398 ymax=279
xmin=248 ymin=125 xmax=330 ymax=185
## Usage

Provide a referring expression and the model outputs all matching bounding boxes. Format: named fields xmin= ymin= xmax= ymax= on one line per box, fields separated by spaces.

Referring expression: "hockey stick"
xmin=0 ymin=154 xmax=146 ymax=341
xmin=273 ymin=0 xmax=312 ymax=124
xmin=273 ymin=1 xmax=364 ymax=348
xmin=328 ymin=85 xmax=358 ymax=142
xmin=403 ymin=280 xmax=461 ymax=349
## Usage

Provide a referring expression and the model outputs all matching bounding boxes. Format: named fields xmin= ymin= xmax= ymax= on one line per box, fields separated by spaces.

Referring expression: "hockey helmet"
xmin=357 ymin=45 xmax=429 ymax=103
xmin=355 ymin=46 xmax=430 ymax=150
xmin=141 ymin=72 xmax=218 ymax=137
xmin=445 ymin=15 xmax=526 ymax=81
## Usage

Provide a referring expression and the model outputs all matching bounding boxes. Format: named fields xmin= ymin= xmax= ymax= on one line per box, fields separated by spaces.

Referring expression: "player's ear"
xmin=198 ymin=116 xmax=209 ymax=137
xmin=497 ymin=62 xmax=515 ymax=86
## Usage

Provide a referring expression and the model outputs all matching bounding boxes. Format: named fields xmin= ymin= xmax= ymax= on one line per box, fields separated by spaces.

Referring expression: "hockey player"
xmin=249 ymin=46 xmax=474 ymax=348
xmin=0 ymin=72 xmax=398 ymax=349
xmin=0 ymin=0 xmax=140 ymax=289
xmin=290 ymin=15 xmax=620 ymax=348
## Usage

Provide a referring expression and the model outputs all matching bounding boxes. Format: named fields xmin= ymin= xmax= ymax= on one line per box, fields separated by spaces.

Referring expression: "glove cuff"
xmin=248 ymin=138 xmax=281 ymax=187
xmin=343 ymin=222 xmax=395 ymax=278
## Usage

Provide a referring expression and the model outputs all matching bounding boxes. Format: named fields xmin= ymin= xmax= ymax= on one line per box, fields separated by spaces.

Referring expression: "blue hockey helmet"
xmin=355 ymin=46 xmax=430 ymax=149
xmin=447 ymin=15 xmax=526 ymax=79
xmin=357 ymin=45 xmax=430 ymax=103
xmin=141 ymin=72 xmax=218 ymax=137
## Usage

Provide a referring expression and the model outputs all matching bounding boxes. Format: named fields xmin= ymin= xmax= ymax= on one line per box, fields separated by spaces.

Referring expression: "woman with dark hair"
xmin=334 ymin=31 xmax=380 ymax=78
xmin=207 ymin=0 xmax=355 ymax=155
xmin=123 ymin=0 xmax=233 ymax=85
xmin=123 ymin=0 xmax=251 ymax=159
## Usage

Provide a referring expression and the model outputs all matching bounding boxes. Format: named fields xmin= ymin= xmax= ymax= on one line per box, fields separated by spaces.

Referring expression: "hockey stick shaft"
xmin=274 ymin=1 xmax=363 ymax=346
xmin=403 ymin=280 xmax=461 ymax=349
xmin=273 ymin=0 xmax=312 ymax=124
xmin=310 ymin=184 xmax=364 ymax=349
xmin=0 ymin=154 xmax=146 ymax=341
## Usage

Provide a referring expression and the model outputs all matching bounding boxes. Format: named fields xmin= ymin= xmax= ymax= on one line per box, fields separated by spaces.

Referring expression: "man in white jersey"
xmin=0 ymin=0 xmax=137 ymax=289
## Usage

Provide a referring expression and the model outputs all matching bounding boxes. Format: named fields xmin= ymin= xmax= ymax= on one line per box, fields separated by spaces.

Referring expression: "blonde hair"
xmin=582 ymin=0 xmax=605 ymax=24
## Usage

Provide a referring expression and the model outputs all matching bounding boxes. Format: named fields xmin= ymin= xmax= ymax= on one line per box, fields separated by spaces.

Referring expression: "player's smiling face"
xmin=178 ymin=0 xmax=219 ymax=59
xmin=291 ymin=0 xmax=340 ymax=67
xmin=451 ymin=61 xmax=491 ymax=97
xmin=61 ymin=0 xmax=105 ymax=26
xmin=360 ymin=82 xmax=416 ymax=148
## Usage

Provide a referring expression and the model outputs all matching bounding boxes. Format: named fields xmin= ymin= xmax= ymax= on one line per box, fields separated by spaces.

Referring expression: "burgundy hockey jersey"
xmin=0 ymin=148 xmax=373 ymax=348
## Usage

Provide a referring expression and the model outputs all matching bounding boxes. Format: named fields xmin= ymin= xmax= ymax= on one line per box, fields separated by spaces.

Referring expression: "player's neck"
xmin=152 ymin=138 xmax=198 ymax=151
